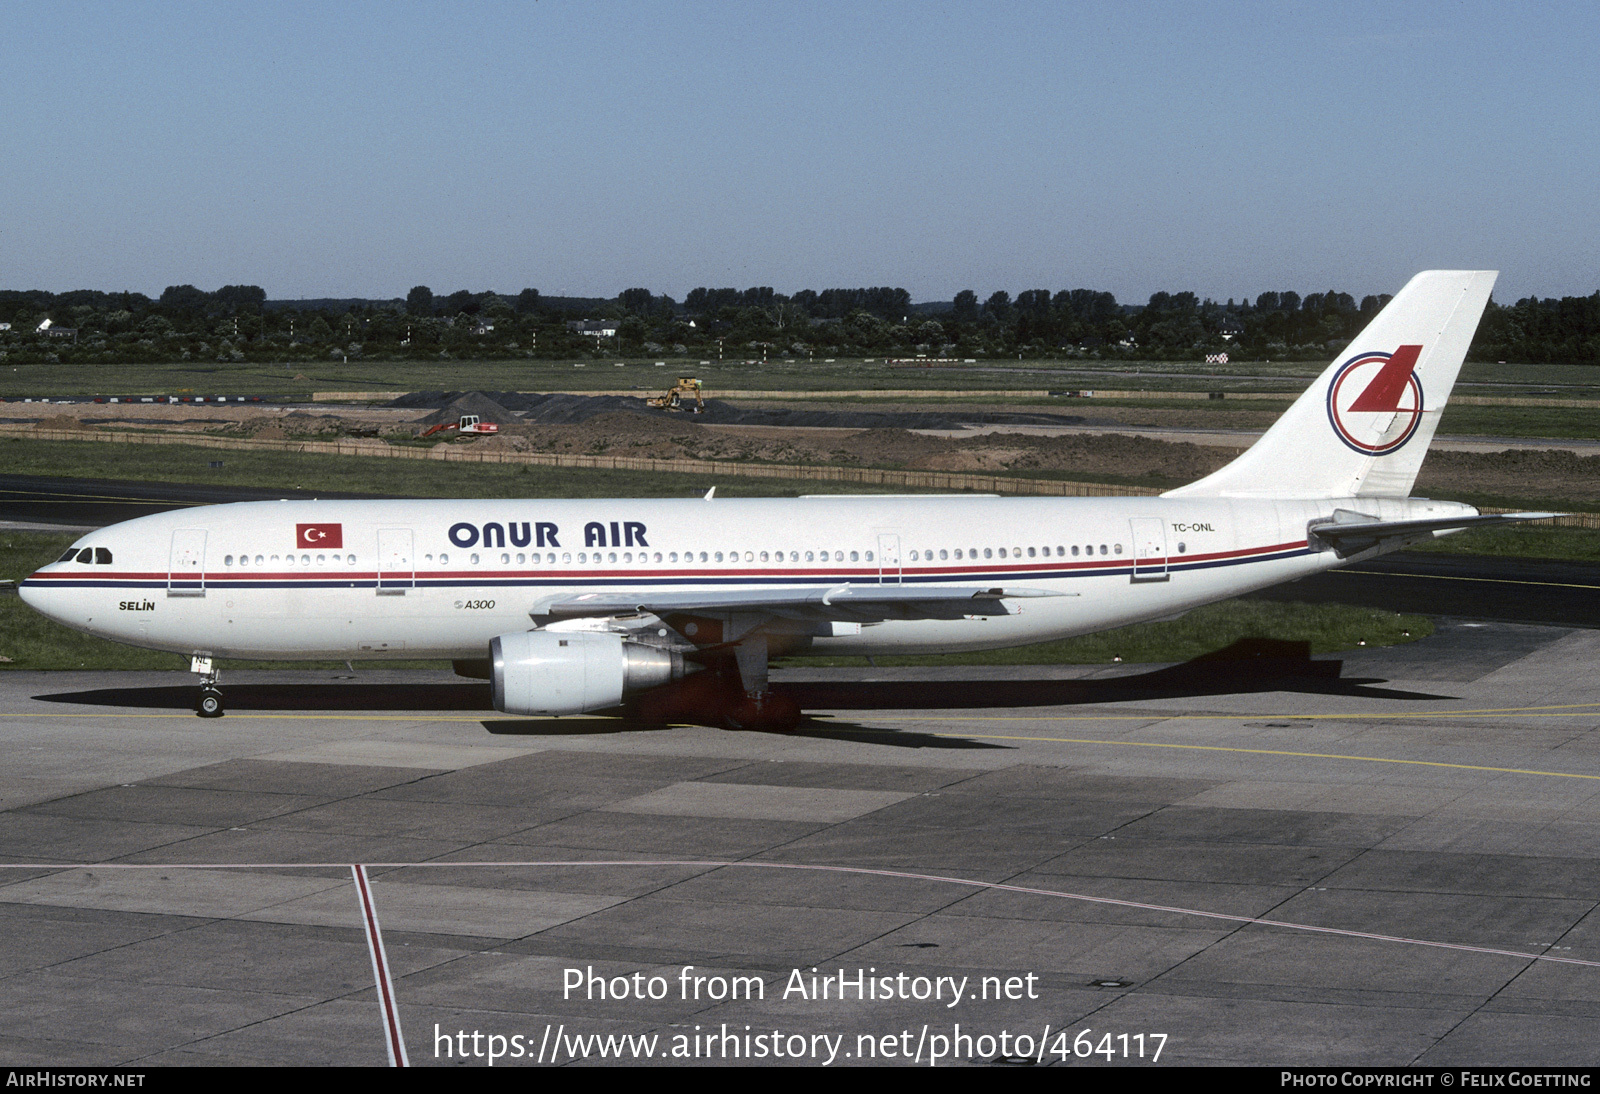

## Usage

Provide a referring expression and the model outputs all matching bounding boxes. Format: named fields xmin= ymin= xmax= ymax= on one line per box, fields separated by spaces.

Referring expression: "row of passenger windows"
xmin=225 ymin=553 xmax=358 ymax=567
xmin=217 ymin=544 xmax=1131 ymax=569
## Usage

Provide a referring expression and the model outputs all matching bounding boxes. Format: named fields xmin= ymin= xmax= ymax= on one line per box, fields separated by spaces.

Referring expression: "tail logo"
xmin=1326 ymin=345 xmax=1425 ymax=455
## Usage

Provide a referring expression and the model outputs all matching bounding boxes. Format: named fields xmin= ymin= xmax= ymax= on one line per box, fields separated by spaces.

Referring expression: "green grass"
xmin=782 ymin=600 xmax=1432 ymax=667
xmin=1438 ymin=404 xmax=1600 ymax=440
xmin=1404 ymin=523 xmax=1600 ymax=562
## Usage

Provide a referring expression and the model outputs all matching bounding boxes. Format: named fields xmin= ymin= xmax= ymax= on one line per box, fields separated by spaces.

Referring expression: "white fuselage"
xmin=18 ymin=493 xmax=1463 ymax=663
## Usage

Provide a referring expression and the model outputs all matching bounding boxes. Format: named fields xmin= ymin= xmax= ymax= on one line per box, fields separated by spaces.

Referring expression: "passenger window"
xmin=471 ymin=553 xmax=481 ymax=564
xmin=502 ymin=553 xmax=511 ymax=565
xmin=1114 ymin=543 xmax=1123 ymax=555
xmin=224 ymin=555 xmax=234 ymax=566
xmin=562 ymin=553 xmax=571 ymax=563
xmin=1027 ymin=547 xmax=1036 ymax=558
xmin=317 ymin=554 xmax=326 ymax=565
xmin=909 ymin=550 xmax=918 ymax=561
xmin=954 ymin=549 xmax=962 ymax=559
xmin=1100 ymin=544 xmax=1108 ymax=555
xmin=714 ymin=551 xmax=723 ymax=562
xmin=998 ymin=548 xmax=1006 ymax=559
xmin=939 ymin=549 xmax=948 ymax=560
xmin=95 ymin=547 xmax=112 ymax=564
xmin=743 ymin=551 xmax=753 ymax=562
xmin=984 ymin=548 xmax=992 ymax=559
xmin=1072 ymin=546 xmax=1079 ymax=556
xmin=759 ymin=551 xmax=768 ymax=562
xmin=516 ymin=553 xmax=525 ymax=564
xmin=256 ymin=555 xmax=265 ymax=565
xmin=608 ymin=552 xmax=617 ymax=563
xmin=439 ymin=553 xmax=448 ymax=565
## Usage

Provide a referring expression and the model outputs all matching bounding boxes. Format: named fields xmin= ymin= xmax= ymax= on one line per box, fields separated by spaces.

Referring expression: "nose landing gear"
xmin=191 ymin=655 xmax=225 ymax=718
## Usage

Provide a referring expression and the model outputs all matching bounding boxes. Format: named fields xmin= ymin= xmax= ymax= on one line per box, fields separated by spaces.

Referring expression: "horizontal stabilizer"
xmin=1309 ymin=510 xmax=1561 ymax=557
xmin=534 ymin=584 xmax=1067 ymax=623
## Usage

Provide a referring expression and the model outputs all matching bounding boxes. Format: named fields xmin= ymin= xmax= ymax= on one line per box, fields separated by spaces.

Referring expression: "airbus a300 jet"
xmin=21 ymin=271 xmax=1549 ymax=728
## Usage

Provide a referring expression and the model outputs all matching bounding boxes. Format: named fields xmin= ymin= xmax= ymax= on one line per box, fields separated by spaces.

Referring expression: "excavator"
xmin=646 ymin=377 xmax=705 ymax=413
xmin=418 ymin=414 xmax=500 ymax=439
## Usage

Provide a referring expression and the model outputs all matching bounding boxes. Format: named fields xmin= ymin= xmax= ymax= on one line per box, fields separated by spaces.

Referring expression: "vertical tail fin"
xmin=1165 ymin=270 xmax=1496 ymax=499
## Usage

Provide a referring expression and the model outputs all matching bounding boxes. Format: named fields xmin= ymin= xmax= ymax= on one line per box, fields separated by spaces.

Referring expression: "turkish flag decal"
xmin=296 ymin=523 xmax=343 ymax=549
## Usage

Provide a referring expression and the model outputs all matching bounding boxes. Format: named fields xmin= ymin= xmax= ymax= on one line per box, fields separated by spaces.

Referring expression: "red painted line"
xmin=351 ymin=864 xmax=408 ymax=1067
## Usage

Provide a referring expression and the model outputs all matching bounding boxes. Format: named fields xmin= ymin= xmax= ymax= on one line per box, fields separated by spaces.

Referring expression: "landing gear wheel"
xmin=196 ymin=687 xmax=225 ymax=718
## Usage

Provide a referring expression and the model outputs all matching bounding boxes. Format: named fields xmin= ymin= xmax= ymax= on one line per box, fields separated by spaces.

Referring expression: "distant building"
xmin=567 ymin=319 xmax=620 ymax=338
xmin=472 ymin=319 xmax=495 ymax=336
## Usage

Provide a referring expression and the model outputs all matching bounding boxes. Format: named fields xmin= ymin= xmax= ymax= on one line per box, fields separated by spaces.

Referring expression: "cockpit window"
xmin=94 ymin=547 xmax=113 ymax=565
xmin=58 ymin=549 xmax=80 ymax=563
xmin=76 ymin=548 xmax=94 ymax=563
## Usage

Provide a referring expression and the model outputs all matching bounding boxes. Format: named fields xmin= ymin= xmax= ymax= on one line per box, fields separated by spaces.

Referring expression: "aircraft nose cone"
xmin=18 ymin=573 xmax=63 ymax=622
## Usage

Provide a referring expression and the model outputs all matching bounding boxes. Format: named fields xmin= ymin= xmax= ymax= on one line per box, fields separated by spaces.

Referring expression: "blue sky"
xmin=3 ymin=1 xmax=1596 ymax=304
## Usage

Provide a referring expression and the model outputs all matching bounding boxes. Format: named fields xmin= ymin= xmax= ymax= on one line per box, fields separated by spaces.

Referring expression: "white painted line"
xmin=351 ymin=864 xmax=408 ymax=1067
xmin=4 ymin=858 xmax=1597 ymax=972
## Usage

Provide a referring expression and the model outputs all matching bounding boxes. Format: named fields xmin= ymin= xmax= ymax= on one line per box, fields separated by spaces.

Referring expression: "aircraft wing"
xmin=1309 ymin=511 xmax=1561 ymax=556
xmin=534 ymin=584 xmax=1068 ymax=623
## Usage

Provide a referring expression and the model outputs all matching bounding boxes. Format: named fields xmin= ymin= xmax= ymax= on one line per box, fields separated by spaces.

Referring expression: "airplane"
xmin=20 ymin=271 xmax=1555 ymax=729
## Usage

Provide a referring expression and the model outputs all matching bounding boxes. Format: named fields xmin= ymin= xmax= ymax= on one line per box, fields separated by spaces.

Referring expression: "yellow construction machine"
xmin=647 ymin=377 xmax=705 ymax=413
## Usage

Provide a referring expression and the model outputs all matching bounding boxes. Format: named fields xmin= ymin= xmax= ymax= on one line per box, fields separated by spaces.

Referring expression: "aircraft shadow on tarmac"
xmin=34 ymin=640 xmax=1452 ymax=746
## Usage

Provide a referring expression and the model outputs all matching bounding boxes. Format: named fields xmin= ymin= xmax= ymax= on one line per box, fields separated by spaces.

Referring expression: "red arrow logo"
xmin=1348 ymin=344 xmax=1423 ymax=413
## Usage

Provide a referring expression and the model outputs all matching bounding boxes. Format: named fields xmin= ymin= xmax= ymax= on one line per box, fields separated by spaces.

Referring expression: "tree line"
xmin=1 ymin=280 xmax=1596 ymax=367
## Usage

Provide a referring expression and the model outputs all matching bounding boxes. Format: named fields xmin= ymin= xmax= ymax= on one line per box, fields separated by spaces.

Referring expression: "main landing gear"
xmin=192 ymin=655 xmax=224 ymax=718
xmin=627 ymin=630 xmax=802 ymax=732
xmin=722 ymin=632 xmax=801 ymax=731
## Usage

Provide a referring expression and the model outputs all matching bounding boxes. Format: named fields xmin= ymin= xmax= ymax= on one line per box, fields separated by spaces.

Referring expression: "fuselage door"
xmin=1129 ymin=518 xmax=1169 ymax=582
xmin=877 ymin=533 xmax=902 ymax=584
xmin=377 ymin=528 xmax=414 ymax=594
xmin=167 ymin=529 xmax=207 ymax=597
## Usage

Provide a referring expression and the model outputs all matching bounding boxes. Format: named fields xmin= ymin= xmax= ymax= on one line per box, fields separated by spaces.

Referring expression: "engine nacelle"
xmin=490 ymin=630 xmax=695 ymax=715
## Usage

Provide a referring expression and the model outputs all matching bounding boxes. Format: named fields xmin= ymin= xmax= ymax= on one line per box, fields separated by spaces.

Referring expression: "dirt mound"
xmin=390 ymin=389 xmax=1090 ymax=430
xmin=1417 ymin=448 xmax=1600 ymax=505
xmin=415 ymin=392 xmax=525 ymax=427
xmin=33 ymin=415 xmax=95 ymax=432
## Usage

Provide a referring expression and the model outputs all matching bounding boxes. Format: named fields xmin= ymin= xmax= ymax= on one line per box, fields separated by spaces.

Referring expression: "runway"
xmin=3 ymin=619 xmax=1600 ymax=1065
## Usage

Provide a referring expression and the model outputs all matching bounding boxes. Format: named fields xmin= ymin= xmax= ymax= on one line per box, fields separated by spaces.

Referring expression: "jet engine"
xmin=490 ymin=630 xmax=697 ymax=716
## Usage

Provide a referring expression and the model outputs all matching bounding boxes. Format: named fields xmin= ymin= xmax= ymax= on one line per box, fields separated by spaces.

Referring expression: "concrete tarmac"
xmin=3 ymin=622 xmax=1600 ymax=1066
